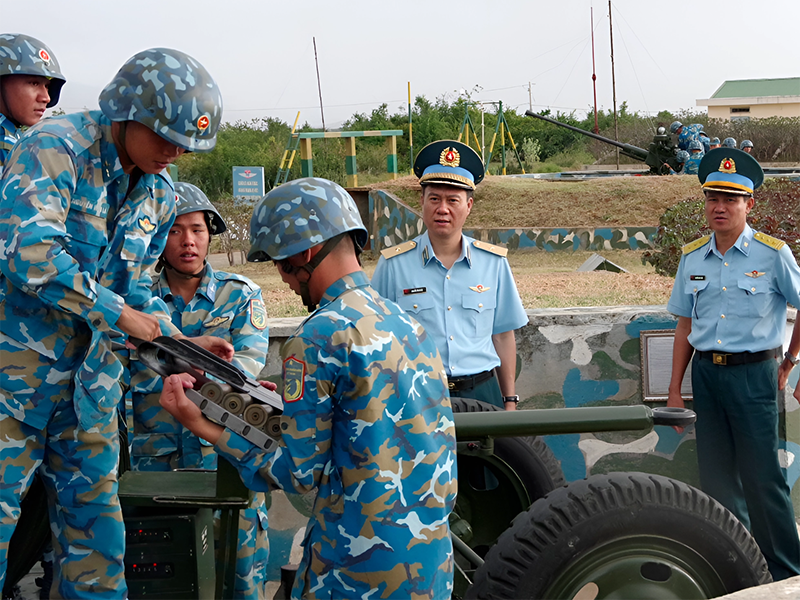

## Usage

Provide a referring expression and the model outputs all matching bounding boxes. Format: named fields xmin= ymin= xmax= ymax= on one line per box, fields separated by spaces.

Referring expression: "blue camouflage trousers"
xmin=0 ymin=335 xmax=126 ymax=599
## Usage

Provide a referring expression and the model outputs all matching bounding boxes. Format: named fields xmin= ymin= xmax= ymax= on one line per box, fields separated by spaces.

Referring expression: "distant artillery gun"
xmin=525 ymin=110 xmax=681 ymax=175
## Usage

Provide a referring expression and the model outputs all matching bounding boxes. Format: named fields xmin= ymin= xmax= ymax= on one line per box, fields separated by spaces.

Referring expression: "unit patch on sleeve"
xmin=250 ymin=299 xmax=267 ymax=330
xmin=283 ymin=357 xmax=305 ymax=402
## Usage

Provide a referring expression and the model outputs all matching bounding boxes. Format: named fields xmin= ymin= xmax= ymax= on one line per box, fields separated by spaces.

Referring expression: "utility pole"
xmin=609 ymin=1 xmax=619 ymax=169
xmin=313 ymin=37 xmax=325 ymax=131
xmin=528 ymin=81 xmax=533 ymax=112
xmin=591 ymin=7 xmax=599 ymax=134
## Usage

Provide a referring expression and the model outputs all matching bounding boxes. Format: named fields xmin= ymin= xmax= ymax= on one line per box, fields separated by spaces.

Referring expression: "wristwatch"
xmin=503 ymin=395 xmax=520 ymax=404
xmin=785 ymin=351 xmax=800 ymax=366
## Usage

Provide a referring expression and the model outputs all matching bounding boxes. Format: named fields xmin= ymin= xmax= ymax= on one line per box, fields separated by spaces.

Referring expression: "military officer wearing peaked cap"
xmin=667 ymin=147 xmax=800 ymax=581
xmin=372 ymin=140 xmax=528 ymax=410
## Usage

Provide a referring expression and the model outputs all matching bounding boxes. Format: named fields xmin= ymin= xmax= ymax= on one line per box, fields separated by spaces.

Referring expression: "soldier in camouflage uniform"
xmin=158 ymin=177 xmax=458 ymax=599
xmin=683 ymin=140 xmax=705 ymax=175
xmin=0 ymin=48 xmax=231 ymax=598
xmin=130 ymin=181 xmax=270 ymax=599
xmin=670 ymin=120 xmax=707 ymax=152
xmin=0 ymin=33 xmax=66 ymax=171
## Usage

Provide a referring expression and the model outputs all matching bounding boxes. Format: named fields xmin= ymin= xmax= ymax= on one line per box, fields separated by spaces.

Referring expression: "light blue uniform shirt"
xmin=372 ymin=231 xmax=528 ymax=376
xmin=667 ymin=224 xmax=800 ymax=353
xmin=683 ymin=152 xmax=704 ymax=175
xmin=0 ymin=113 xmax=18 ymax=172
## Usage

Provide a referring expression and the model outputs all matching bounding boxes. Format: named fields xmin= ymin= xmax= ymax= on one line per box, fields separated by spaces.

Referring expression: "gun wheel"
xmin=466 ymin=472 xmax=771 ymax=599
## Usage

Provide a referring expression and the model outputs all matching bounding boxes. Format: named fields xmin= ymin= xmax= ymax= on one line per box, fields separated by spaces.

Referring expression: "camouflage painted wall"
xmin=368 ymin=189 xmax=657 ymax=252
xmin=261 ymin=306 xmax=800 ymax=581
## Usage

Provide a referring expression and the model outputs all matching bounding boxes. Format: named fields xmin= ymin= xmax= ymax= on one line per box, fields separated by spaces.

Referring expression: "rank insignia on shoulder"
xmin=138 ymin=216 xmax=156 ymax=233
xmin=469 ymin=284 xmax=491 ymax=293
xmin=283 ymin=357 xmax=305 ymax=402
xmin=682 ymin=236 xmax=710 ymax=255
xmin=689 ymin=275 xmax=705 ymax=281
xmin=753 ymin=231 xmax=785 ymax=251
xmin=745 ymin=270 xmax=766 ymax=278
xmin=472 ymin=240 xmax=508 ymax=257
xmin=250 ymin=299 xmax=267 ymax=330
xmin=380 ymin=240 xmax=416 ymax=260
xmin=205 ymin=315 xmax=230 ymax=328
xmin=403 ymin=287 xmax=426 ymax=295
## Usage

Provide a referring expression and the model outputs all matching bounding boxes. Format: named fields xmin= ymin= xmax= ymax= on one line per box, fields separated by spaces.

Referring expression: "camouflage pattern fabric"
xmin=0 ymin=110 xmax=179 ymax=597
xmin=678 ymin=123 xmax=705 ymax=151
xmin=99 ymin=48 xmax=222 ymax=153
xmin=0 ymin=114 xmax=15 ymax=172
xmin=684 ymin=151 xmax=704 ymax=175
xmin=0 ymin=332 xmax=125 ymax=598
xmin=130 ymin=264 xmax=269 ymax=599
xmin=248 ymin=177 xmax=367 ymax=262
xmin=214 ymin=271 xmax=458 ymax=600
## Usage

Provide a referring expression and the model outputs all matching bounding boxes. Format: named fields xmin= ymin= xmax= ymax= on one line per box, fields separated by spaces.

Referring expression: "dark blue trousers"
xmin=692 ymin=354 xmax=800 ymax=581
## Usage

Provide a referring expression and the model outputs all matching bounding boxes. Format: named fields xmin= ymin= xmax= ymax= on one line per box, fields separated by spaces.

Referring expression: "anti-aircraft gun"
xmin=525 ymin=110 xmax=681 ymax=175
xmin=5 ymin=338 xmax=772 ymax=600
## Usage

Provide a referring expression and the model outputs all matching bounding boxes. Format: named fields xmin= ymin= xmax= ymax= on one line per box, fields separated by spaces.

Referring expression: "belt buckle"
xmin=712 ymin=353 xmax=727 ymax=365
xmin=448 ymin=381 xmax=456 ymax=390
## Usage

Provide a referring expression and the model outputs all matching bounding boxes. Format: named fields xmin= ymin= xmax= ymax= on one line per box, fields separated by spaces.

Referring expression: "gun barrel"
xmin=454 ymin=405 xmax=694 ymax=439
xmin=524 ymin=110 xmax=648 ymax=162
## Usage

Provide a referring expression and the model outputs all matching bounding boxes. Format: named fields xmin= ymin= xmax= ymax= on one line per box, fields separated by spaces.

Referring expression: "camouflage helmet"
xmin=99 ymin=48 xmax=222 ymax=153
xmin=248 ymin=177 xmax=368 ymax=262
xmin=710 ymin=137 xmax=721 ymax=145
xmin=174 ymin=182 xmax=226 ymax=235
xmin=740 ymin=139 xmax=753 ymax=149
xmin=688 ymin=140 xmax=704 ymax=152
xmin=0 ymin=33 xmax=65 ymax=107
xmin=669 ymin=121 xmax=683 ymax=134
xmin=722 ymin=137 xmax=737 ymax=148
xmin=676 ymin=150 xmax=690 ymax=163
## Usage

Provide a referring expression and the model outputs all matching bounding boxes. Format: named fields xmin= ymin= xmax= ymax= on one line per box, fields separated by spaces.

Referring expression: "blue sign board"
xmin=232 ymin=166 xmax=265 ymax=199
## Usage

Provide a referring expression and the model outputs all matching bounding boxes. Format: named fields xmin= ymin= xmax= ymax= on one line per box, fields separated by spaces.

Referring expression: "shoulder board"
xmin=214 ymin=270 xmax=257 ymax=288
xmin=682 ymin=236 xmax=710 ymax=255
xmin=754 ymin=231 xmax=785 ymax=251
xmin=381 ymin=240 xmax=417 ymax=260
xmin=472 ymin=240 xmax=508 ymax=257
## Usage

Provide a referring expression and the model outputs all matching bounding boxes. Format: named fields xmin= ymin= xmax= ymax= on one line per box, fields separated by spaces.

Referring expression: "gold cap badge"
xmin=440 ymin=147 xmax=460 ymax=168
xmin=719 ymin=158 xmax=736 ymax=174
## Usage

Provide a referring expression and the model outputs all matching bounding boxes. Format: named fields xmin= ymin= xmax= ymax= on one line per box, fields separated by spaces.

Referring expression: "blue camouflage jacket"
xmin=131 ymin=264 xmax=269 ymax=469
xmin=0 ymin=110 xmax=179 ymax=430
xmin=0 ymin=113 xmax=17 ymax=172
xmin=215 ymin=271 xmax=458 ymax=600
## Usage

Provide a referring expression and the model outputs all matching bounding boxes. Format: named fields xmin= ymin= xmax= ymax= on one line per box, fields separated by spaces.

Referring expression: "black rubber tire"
xmin=465 ymin=472 xmax=771 ymax=599
xmin=3 ymin=474 xmax=49 ymax=593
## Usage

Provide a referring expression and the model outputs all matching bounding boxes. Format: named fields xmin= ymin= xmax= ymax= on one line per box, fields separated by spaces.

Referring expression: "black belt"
xmin=447 ymin=370 xmax=494 ymax=391
xmin=696 ymin=347 xmax=781 ymax=366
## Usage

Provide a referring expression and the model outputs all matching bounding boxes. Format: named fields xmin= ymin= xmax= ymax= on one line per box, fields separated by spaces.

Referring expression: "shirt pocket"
xmin=462 ymin=293 xmax=497 ymax=337
xmin=736 ymin=276 xmax=772 ymax=318
xmin=63 ymin=210 xmax=107 ymax=266
xmin=685 ymin=278 xmax=709 ymax=319
xmin=397 ymin=292 xmax=435 ymax=316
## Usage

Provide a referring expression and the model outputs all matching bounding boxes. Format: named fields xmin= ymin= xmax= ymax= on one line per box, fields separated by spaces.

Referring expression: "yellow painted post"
xmin=300 ymin=138 xmax=314 ymax=177
xmin=345 ymin=137 xmax=358 ymax=187
xmin=500 ymin=120 xmax=506 ymax=175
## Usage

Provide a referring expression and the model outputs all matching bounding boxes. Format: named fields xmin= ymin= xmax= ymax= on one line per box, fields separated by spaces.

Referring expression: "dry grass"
xmin=367 ymin=174 xmax=701 ymax=228
xmin=212 ymin=249 xmax=673 ymax=318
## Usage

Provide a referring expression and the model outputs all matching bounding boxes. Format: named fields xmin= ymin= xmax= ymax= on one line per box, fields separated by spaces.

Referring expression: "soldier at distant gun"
xmin=0 ymin=33 xmax=66 ymax=171
xmin=683 ymin=140 xmax=705 ymax=175
xmin=372 ymin=140 xmax=528 ymax=410
xmin=129 ymin=182 xmax=270 ymax=600
xmin=159 ymin=177 xmax=458 ymax=600
xmin=741 ymin=139 xmax=754 ymax=154
xmin=670 ymin=120 xmax=710 ymax=152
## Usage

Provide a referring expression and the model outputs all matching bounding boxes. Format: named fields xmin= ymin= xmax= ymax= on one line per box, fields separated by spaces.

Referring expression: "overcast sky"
xmin=3 ymin=0 xmax=798 ymax=129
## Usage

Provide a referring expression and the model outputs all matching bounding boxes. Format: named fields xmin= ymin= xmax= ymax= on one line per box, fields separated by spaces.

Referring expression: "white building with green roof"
xmin=696 ymin=77 xmax=800 ymax=121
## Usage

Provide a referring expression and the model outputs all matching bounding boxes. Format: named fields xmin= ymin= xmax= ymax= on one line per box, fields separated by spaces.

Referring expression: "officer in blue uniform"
xmin=0 ymin=33 xmax=66 ymax=171
xmin=667 ymin=147 xmax=800 ymax=581
xmin=372 ymin=140 xmax=528 ymax=409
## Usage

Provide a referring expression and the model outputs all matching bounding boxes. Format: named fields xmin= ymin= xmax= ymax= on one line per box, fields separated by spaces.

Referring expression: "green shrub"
xmin=642 ymin=179 xmax=800 ymax=277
